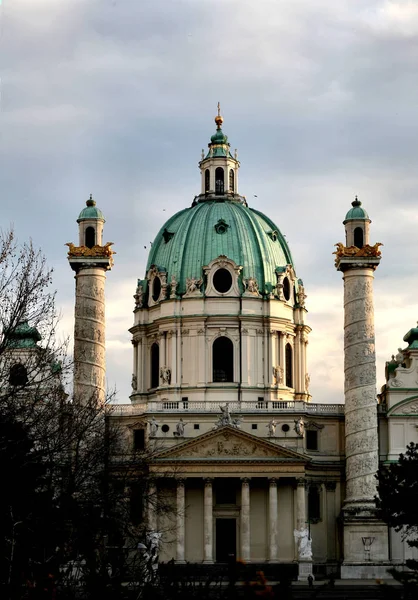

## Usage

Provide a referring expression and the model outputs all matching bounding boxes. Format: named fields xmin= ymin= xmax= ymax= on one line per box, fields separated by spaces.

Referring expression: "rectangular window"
xmin=194 ymin=424 xmax=200 ymax=430
xmin=130 ymin=484 xmax=144 ymax=525
xmin=306 ymin=430 xmax=318 ymax=451
xmin=133 ymin=429 xmax=145 ymax=451
xmin=216 ymin=482 xmax=236 ymax=505
xmin=252 ymin=424 xmax=258 ymax=430
xmin=308 ymin=486 xmax=321 ymax=522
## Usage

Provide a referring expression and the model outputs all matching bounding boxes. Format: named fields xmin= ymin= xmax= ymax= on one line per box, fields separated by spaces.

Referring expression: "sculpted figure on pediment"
xmin=167 ymin=430 xmax=287 ymax=459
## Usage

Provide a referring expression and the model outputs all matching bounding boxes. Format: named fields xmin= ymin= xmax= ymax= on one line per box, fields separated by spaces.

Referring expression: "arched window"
xmin=215 ymin=167 xmax=224 ymax=195
xmin=229 ymin=169 xmax=235 ymax=192
xmin=85 ymin=226 xmax=95 ymax=249
xmin=152 ymin=277 xmax=161 ymax=302
xmin=285 ymin=343 xmax=293 ymax=387
xmin=150 ymin=343 xmax=159 ymax=388
xmin=9 ymin=363 xmax=28 ymax=386
xmin=205 ymin=169 xmax=210 ymax=192
xmin=354 ymin=227 xmax=364 ymax=248
xmin=213 ymin=336 xmax=233 ymax=382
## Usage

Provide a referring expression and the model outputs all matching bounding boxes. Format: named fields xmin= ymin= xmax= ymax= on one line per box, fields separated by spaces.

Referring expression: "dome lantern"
xmin=199 ymin=104 xmax=240 ymax=199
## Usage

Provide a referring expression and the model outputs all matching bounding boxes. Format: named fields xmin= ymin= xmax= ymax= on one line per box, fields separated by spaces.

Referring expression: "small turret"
xmin=68 ymin=194 xmax=114 ymax=405
xmin=343 ymin=196 xmax=370 ymax=248
xmin=77 ymin=194 xmax=105 ymax=248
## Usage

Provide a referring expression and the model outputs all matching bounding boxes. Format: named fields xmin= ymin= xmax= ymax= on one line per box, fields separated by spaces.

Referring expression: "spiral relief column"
xmin=342 ymin=268 xmax=379 ymax=507
xmin=68 ymin=195 xmax=114 ymax=406
xmin=335 ymin=197 xmax=388 ymax=578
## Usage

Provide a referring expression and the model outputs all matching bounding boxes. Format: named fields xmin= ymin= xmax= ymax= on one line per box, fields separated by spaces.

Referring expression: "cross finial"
xmin=217 ymin=102 xmax=221 ymax=117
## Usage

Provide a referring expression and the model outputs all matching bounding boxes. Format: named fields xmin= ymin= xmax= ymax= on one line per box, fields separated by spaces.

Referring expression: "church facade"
xmin=67 ymin=109 xmax=418 ymax=579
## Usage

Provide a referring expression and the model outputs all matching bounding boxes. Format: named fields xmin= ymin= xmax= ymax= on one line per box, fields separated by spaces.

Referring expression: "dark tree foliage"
xmin=376 ymin=442 xmax=418 ymax=589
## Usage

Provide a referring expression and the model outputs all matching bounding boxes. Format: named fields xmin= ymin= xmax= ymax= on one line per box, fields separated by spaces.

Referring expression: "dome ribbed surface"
xmin=146 ymin=200 xmax=294 ymax=295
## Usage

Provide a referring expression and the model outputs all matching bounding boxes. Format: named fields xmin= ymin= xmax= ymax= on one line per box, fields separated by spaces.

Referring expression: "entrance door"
xmin=216 ymin=518 xmax=236 ymax=562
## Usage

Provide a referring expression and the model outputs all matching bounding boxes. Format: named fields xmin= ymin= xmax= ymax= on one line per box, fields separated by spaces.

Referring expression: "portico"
xmin=146 ymin=426 xmax=340 ymax=565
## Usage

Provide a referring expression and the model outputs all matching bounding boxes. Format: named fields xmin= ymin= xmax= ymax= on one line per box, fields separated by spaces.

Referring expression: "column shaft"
xmin=148 ymin=481 xmax=157 ymax=531
xmin=240 ymin=478 xmax=251 ymax=561
xmin=203 ymin=479 xmax=214 ymax=563
xmin=296 ymin=479 xmax=306 ymax=530
xmin=343 ymin=269 xmax=379 ymax=507
xmin=171 ymin=331 xmax=177 ymax=385
xmin=268 ymin=479 xmax=278 ymax=562
xmin=176 ymin=480 xmax=186 ymax=563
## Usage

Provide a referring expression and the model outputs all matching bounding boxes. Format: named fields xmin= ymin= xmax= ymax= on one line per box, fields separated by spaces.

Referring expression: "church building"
xmin=67 ymin=108 xmax=418 ymax=580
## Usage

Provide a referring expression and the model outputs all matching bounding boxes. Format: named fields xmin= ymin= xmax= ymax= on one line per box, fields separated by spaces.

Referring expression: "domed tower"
xmin=343 ymin=196 xmax=371 ymax=248
xmin=130 ymin=108 xmax=311 ymax=415
xmin=334 ymin=197 xmax=388 ymax=578
xmin=67 ymin=195 xmax=114 ymax=405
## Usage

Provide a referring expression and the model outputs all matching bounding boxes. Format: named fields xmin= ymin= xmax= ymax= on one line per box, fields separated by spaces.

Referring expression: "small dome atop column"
xmin=77 ymin=194 xmax=105 ymax=223
xmin=343 ymin=197 xmax=370 ymax=223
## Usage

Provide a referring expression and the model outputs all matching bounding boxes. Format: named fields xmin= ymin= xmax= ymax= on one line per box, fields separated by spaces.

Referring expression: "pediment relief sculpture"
xmin=154 ymin=426 xmax=307 ymax=461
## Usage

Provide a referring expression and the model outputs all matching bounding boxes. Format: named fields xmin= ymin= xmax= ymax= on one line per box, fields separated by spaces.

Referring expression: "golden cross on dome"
xmin=217 ymin=102 xmax=221 ymax=116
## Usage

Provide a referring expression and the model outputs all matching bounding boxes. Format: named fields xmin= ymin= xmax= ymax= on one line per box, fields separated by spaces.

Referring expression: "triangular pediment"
xmin=153 ymin=426 xmax=308 ymax=462
xmin=388 ymin=396 xmax=418 ymax=416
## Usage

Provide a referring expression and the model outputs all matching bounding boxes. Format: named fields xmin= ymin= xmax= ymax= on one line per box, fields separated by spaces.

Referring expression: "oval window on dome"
xmin=283 ymin=277 xmax=290 ymax=301
xmin=152 ymin=277 xmax=161 ymax=302
xmin=213 ymin=268 xmax=232 ymax=294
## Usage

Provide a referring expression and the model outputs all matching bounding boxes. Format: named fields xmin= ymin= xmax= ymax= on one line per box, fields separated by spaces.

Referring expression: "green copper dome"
xmin=145 ymin=199 xmax=294 ymax=297
xmin=344 ymin=197 xmax=369 ymax=222
xmin=404 ymin=323 xmax=418 ymax=349
xmin=5 ymin=320 xmax=41 ymax=349
xmin=77 ymin=195 xmax=105 ymax=222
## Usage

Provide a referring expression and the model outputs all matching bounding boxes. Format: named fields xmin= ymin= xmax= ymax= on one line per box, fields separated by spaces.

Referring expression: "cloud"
xmin=1 ymin=0 xmax=418 ymax=406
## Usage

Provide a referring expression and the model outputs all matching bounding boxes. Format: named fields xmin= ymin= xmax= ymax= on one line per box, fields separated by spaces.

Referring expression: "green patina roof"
xmin=77 ymin=195 xmax=105 ymax=222
xmin=344 ymin=197 xmax=369 ymax=222
xmin=5 ymin=320 xmax=41 ymax=349
xmin=403 ymin=324 xmax=418 ymax=349
xmin=145 ymin=199 xmax=294 ymax=296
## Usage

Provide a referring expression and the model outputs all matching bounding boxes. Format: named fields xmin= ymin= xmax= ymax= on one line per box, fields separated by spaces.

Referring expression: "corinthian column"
xmin=203 ymin=479 xmax=214 ymax=563
xmin=240 ymin=478 xmax=251 ymax=561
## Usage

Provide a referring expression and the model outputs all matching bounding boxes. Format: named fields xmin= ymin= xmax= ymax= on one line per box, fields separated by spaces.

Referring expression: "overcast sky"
xmin=2 ymin=0 xmax=418 ymax=404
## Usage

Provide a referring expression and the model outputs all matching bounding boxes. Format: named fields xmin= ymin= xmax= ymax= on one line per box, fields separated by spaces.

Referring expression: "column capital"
xmin=295 ymin=477 xmax=306 ymax=488
xmin=204 ymin=478 xmax=214 ymax=486
xmin=269 ymin=477 xmax=278 ymax=486
xmin=176 ymin=478 xmax=186 ymax=487
xmin=240 ymin=477 xmax=251 ymax=485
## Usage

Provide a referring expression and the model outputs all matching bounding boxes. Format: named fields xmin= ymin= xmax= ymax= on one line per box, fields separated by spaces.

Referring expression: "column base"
xmin=297 ymin=560 xmax=313 ymax=581
xmin=175 ymin=560 xmax=186 ymax=565
xmin=341 ymin=563 xmax=393 ymax=580
xmin=202 ymin=560 xmax=214 ymax=564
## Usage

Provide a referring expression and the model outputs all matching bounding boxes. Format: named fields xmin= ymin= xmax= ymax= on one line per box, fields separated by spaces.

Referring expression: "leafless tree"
xmin=0 ymin=230 xmax=174 ymax=599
